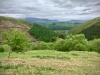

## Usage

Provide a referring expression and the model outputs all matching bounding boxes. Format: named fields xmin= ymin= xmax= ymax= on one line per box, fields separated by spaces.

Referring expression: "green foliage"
xmin=29 ymin=23 xmax=57 ymax=42
xmin=37 ymin=42 xmax=50 ymax=50
xmin=55 ymin=30 xmax=68 ymax=39
xmin=47 ymin=42 xmax=55 ymax=50
xmin=54 ymin=39 xmax=66 ymax=51
xmin=2 ymin=29 xmax=30 ymax=58
xmin=2 ymin=44 xmax=11 ymax=52
xmin=30 ymin=44 xmax=38 ymax=50
xmin=69 ymin=17 xmax=100 ymax=40
xmin=0 ymin=45 xmax=11 ymax=52
xmin=55 ymin=34 xmax=88 ymax=51
xmin=0 ymin=46 xmax=4 ymax=52
xmin=90 ymin=39 xmax=100 ymax=53
xmin=74 ymin=43 xmax=88 ymax=51
xmin=65 ymin=34 xmax=88 ymax=51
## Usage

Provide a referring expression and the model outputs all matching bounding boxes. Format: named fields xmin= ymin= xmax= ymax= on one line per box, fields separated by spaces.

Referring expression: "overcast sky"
xmin=0 ymin=0 xmax=100 ymax=21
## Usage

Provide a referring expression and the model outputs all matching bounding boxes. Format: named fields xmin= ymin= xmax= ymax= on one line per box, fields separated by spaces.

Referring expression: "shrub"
xmin=30 ymin=44 xmax=38 ymax=50
xmin=64 ymin=34 xmax=88 ymax=51
xmin=54 ymin=34 xmax=88 ymax=51
xmin=0 ymin=46 xmax=4 ymax=52
xmin=47 ymin=42 xmax=55 ymax=50
xmin=74 ymin=43 xmax=88 ymax=51
xmin=37 ymin=42 xmax=50 ymax=50
xmin=90 ymin=39 xmax=100 ymax=53
xmin=2 ymin=44 xmax=11 ymax=52
xmin=0 ymin=45 xmax=11 ymax=52
xmin=2 ymin=29 xmax=30 ymax=58
xmin=54 ymin=39 xmax=66 ymax=51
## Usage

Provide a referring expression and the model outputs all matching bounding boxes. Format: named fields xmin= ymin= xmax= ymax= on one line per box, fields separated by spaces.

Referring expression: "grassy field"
xmin=0 ymin=50 xmax=100 ymax=75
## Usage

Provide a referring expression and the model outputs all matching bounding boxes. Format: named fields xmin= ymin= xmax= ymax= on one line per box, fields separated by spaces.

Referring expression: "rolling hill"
xmin=68 ymin=17 xmax=100 ymax=40
xmin=0 ymin=16 xmax=57 ymax=43
xmin=0 ymin=16 xmax=35 ymax=42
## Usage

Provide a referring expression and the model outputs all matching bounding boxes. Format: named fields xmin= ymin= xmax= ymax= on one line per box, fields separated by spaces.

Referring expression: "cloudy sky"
xmin=0 ymin=0 xmax=100 ymax=21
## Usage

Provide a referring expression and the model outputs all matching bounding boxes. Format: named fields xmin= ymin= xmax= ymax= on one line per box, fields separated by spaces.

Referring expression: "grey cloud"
xmin=0 ymin=0 xmax=100 ymax=21
xmin=83 ymin=8 xmax=91 ymax=11
xmin=95 ymin=2 xmax=100 ymax=6
xmin=78 ymin=12 xmax=93 ymax=15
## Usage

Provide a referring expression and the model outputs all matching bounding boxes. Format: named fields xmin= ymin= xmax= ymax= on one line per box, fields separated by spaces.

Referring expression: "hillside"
xmin=0 ymin=16 xmax=34 ymax=41
xmin=68 ymin=17 xmax=100 ymax=40
xmin=29 ymin=23 xmax=57 ymax=42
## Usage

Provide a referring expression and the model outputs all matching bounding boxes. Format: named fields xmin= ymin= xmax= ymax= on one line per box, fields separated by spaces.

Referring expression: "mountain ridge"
xmin=23 ymin=17 xmax=87 ymax=23
xmin=23 ymin=17 xmax=58 ymax=23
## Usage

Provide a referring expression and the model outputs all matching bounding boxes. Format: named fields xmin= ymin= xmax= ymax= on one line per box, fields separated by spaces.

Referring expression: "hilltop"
xmin=68 ymin=17 xmax=100 ymax=40
xmin=0 ymin=16 xmax=35 ymax=41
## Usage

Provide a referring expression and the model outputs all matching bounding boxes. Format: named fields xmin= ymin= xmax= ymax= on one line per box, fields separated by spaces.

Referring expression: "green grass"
xmin=0 ymin=50 xmax=100 ymax=75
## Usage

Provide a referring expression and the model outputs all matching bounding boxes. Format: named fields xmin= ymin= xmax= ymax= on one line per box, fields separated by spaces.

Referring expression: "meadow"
xmin=0 ymin=50 xmax=100 ymax=75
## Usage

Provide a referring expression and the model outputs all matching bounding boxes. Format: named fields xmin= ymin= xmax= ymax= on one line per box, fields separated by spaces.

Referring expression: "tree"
xmin=2 ymin=29 xmax=30 ymax=58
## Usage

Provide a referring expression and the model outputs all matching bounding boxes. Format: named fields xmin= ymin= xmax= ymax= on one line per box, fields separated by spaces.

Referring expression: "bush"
xmin=90 ymin=39 xmax=100 ymax=53
xmin=2 ymin=44 xmax=11 ymax=52
xmin=0 ymin=45 xmax=11 ymax=52
xmin=64 ymin=34 xmax=88 ymax=51
xmin=74 ymin=43 xmax=88 ymax=51
xmin=54 ymin=39 xmax=66 ymax=51
xmin=2 ymin=29 xmax=30 ymax=58
xmin=37 ymin=42 xmax=50 ymax=50
xmin=47 ymin=42 xmax=55 ymax=50
xmin=54 ymin=34 xmax=89 ymax=51
xmin=0 ymin=46 xmax=4 ymax=52
xmin=30 ymin=44 xmax=38 ymax=50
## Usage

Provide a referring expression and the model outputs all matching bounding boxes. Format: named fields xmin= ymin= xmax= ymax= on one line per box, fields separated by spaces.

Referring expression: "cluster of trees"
xmin=31 ymin=34 xmax=100 ymax=53
xmin=29 ymin=23 xmax=57 ymax=42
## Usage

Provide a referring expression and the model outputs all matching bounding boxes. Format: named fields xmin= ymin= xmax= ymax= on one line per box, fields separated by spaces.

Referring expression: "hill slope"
xmin=29 ymin=23 xmax=57 ymax=42
xmin=0 ymin=16 xmax=34 ymax=41
xmin=68 ymin=17 xmax=100 ymax=40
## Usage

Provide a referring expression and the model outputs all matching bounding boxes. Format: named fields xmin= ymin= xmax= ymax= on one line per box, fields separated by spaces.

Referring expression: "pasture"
xmin=0 ymin=50 xmax=100 ymax=75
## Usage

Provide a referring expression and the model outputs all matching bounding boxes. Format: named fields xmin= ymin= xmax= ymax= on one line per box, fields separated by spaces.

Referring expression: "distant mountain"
xmin=23 ymin=17 xmax=88 ymax=24
xmin=23 ymin=17 xmax=58 ymax=23
xmin=68 ymin=17 xmax=100 ymax=40
xmin=67 ymin=20 xmax=88 ymax=23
